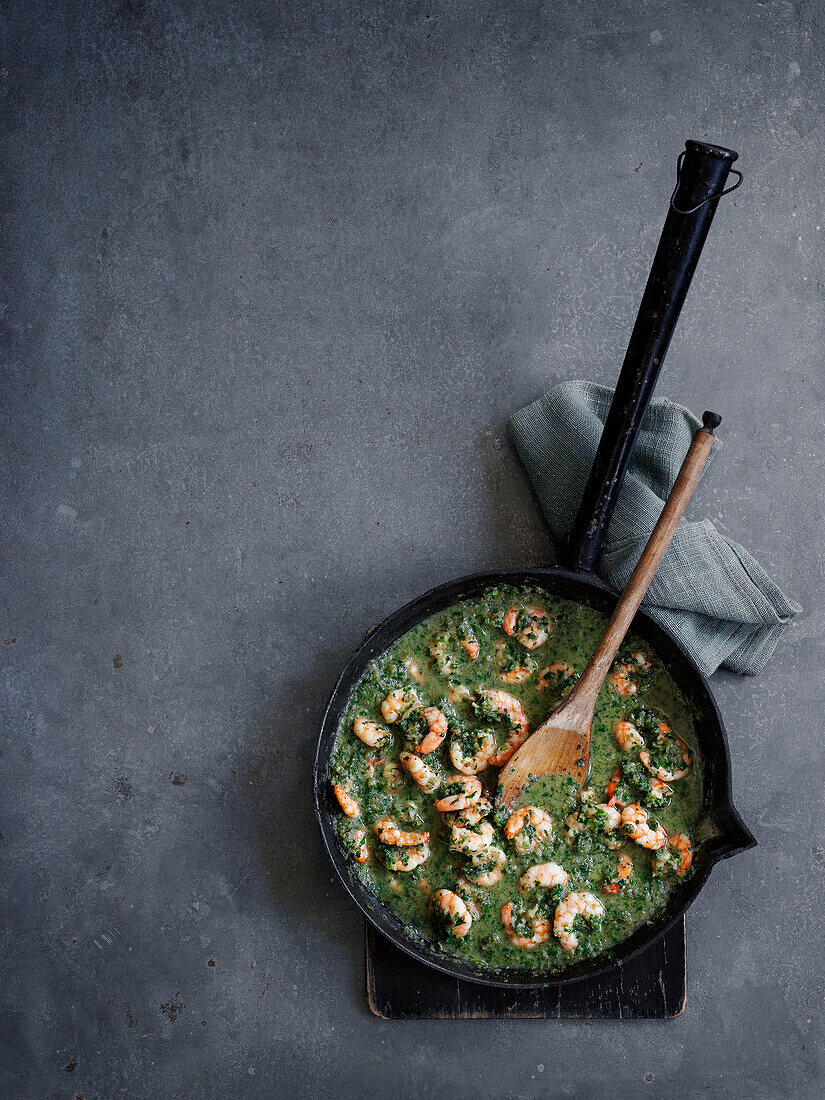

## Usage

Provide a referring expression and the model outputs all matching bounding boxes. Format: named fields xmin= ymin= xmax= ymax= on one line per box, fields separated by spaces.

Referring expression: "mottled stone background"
xmin=2 ymin=1 xmax=822 ymax=1096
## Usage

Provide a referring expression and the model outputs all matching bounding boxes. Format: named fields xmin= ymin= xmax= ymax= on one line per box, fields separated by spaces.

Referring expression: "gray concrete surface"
xmin=2 ymin=1 xmax=822 ymax=1096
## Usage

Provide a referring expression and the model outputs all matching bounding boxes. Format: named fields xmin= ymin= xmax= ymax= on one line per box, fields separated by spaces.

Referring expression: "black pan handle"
xmin=564 ymin=140 xmax=741 ymax=571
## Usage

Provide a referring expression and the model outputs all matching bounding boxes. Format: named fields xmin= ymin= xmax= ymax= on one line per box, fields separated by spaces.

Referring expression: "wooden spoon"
xmin=496 ymin=410 xmax=721 ymax=811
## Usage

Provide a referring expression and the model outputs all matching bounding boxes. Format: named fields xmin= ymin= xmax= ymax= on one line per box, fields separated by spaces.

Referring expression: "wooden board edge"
xmin=365 ymin=927 xmax=391 ymax=1019
xmin=666 ymin=932 xmax=688 ymax=1018
xmin=364 ymin=917 xmax=687 ymax=1020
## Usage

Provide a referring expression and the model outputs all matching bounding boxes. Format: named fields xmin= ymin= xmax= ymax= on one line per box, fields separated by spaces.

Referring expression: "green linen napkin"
xmin=508 ymin=380 xmax=800 ymax=677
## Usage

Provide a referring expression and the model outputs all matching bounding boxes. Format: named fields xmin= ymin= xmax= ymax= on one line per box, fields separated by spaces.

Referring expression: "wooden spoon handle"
xmin=560 ymin=411 xmax=721 ymax=715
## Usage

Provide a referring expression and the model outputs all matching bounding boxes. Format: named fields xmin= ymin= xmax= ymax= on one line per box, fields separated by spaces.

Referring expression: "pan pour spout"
xmin=706 ymin=803 xmax=757 ymax=860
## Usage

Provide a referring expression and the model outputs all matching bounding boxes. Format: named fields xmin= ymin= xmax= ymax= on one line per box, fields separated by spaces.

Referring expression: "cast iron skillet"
xmin=313 ymin=140 xmax=756 ymax=988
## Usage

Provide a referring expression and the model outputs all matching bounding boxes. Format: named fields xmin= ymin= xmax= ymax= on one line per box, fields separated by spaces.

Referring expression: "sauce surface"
xmin=328 ymin=586 xmax=703 ymax=974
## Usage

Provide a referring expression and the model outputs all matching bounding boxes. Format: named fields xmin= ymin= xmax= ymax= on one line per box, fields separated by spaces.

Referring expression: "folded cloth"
xmin=507 ymin=379 xmax=800 ymax=677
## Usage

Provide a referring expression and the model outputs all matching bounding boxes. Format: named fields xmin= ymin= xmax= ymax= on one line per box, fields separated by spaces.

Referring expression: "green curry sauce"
xmin=328 ymin=586 xmax=703 ymax=974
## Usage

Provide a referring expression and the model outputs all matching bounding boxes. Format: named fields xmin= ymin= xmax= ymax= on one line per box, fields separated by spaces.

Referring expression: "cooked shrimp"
xmin=614 ymin=719 xmax=645 ymax=753
xmin=605 ymin=766 xmax=622 ymax=805
xmin=611 ymin=664 xmax=639 ymax=697
xmin=500 ymin=663 xmax=535 ymax=685
xmin=646 ymin=776 xmax=673 ymax=806
xmin=580 ymin=786 xmax=613 ymax=816
xmin=603 ymin=853 xmax=633 ymax=894
xmin=454 ymin=876 xmax=489 ymax=921
xmin=400 ymin=799 xmax=425 ymax=826
xmin=332 ymin=782 xmax=359 ymax=818
xmin=338 ymin=827 xmax=371 ymax=866
xmin=503 ymin=806 xmax=551 ymax=838
xmin=567 ymin=792 xmax=621 ymax=839
xmin=517 ymin=861 xmax=568 ymax=896
xmin=629 ymin=649 xmax=651 ymax=670
xmin=382 ymin=759 xmax=406 ymax=792
xmin=594 ymin=801 xmax=622 ymax=832
xmin=537 ymin=661 xmax=575 ymax=690
xmin=378 ymin=843 xmax=430 ymax=872
xmin=455 ymin=621 xmax=481 ymax=660
xmin=494 ymin=640 xmax=533 ymax=681
xmin=639 ymin=735 xmax=692 ymax=782
xmin=398 ymin=750 xmax=440 ymax=793
xmin=554 ymin=891 xmax=605 ymax=952
xmin=431 ymin=889 xmax=473 ymax=938
xmin=449 ymin=727 xmax=495 ymax=775
xmin=429 ymin=633 xmax=457 ymax=675
xmin=429 ymin=629 xmax=481 ymax=668
xmin=353 ymin=831 xmax=369 ymax=863
xmin=504 ymin=806 xmax=554 ymax=855
xmin=373 ymin=816 xmax=430 ymax=847
xmin=415 ymin=706 xmax=448 ymax=754
xmin=339 ymin=821 xmax=369 ymax=862
xmin=477 ymin=688 xmax=530 ymax=767
xmin=431 ymin=628 xmax=477 ymax=674
xmin=350 ymin=828 xmax=369 ymax=863
xmin=621 ymin=803 xmax=668 ymax=850
xmin=405 ymin=658 xmax=425 ymax=683
xmin=380 ymin=690 xmax=404 ymax=724
xmin=433 ymin=774 xmax=482 ymax=812
xmin=465 ymin=844 xmax=506 ymax=886
xmin=446 ymin=683 xmax=473 ymax=704
xmin=449 ymin=820 xmax=495 ymax=855
xmin=442 ymin=795 xmax=493 ymax=828
xmin=653 ymin=832 xmax=694 ymax=877
xmin=502 ymin=607 xmax=520 ymax=636
xmin=579 ymin=786 xmax=598 ymax=808
xmin=502 ymin=605 xmax=551 ymax=650
xmin=380 ymin=688 xmax=416 ymax=723
xmin=669 ymin=832 xmax=694 ymax=873
xmin=610 ymin=650 xmax=651 ymax=696
xmin=563 ymin=812 xmax=584 ymax=842
xmin=500 ymin=901 xmax=552 ymax=948
xmin=673 ymin=831 xmax=695 ymax=866
xmin=621 ymin=802 xmax=651 ymax=840
xmin=493 ymin=640 xmax=535 ymax=685
xmin=352 ymin=718 xmax=389 ymax=748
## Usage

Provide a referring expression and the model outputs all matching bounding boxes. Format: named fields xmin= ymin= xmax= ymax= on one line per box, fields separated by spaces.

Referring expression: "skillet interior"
xmin=313 ymin=567 xmax=754 ymax=988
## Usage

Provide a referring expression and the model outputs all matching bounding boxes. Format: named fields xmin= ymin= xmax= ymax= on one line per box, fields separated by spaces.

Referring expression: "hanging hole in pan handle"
xmin=669 ymin=150 xmax=744 ymax=215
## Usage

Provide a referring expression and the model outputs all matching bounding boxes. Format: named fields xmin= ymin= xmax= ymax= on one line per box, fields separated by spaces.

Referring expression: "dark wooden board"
xmin=366 ymin=919 xmax=686 ymax=1019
